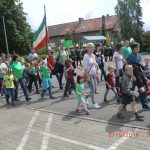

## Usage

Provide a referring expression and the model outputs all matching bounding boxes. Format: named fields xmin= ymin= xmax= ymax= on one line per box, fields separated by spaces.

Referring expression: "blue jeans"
xmin=41 ymin=87 xmax=52 ymax=97
xmin=0 ymin=78 xmax=3 ymax=94
xmin=104 ymin=88 xmax=118 ymax=100
xmin=139 ymin=92 xmax=150 ymax=108
xmin=14 ymin=78 xmax=29 ymax=100
xmin=88 ymin=75 xmax=97 ymax=104
xmin=5 ymin=88 xmax=15 ymax=103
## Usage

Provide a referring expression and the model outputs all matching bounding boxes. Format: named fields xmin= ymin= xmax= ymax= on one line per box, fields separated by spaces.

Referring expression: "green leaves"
xmin=0 ymin=0 xmax=32 ymax=55
xmin=115 ymin=0 xmax=143 ymax=42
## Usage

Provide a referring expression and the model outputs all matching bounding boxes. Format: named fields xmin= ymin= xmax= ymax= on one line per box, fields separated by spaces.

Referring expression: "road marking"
xmin=40 ymin=113 xmax=53 ymax=150
xmin=32 ymin=129 xmax=106 ymax=150
xmin=107 ymin=128 xmax=138 ymax=150
xmin=23 ymin=106 xmax=150 ymax=130
xmin=16 ymin=111 xmax=39 ymax=150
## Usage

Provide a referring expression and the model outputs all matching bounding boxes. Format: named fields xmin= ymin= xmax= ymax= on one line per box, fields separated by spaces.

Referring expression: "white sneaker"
xmin=93 ymin=103 xmax=101 ymax=109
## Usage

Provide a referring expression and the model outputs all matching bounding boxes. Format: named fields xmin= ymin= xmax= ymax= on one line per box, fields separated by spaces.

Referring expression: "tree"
xmin=115 ymin=0 xmax=143 ymax=42
xmin=0 ymin=0 xmax=33 ymax=55
xmin=141 ymin=31 xmax=150 ymax=52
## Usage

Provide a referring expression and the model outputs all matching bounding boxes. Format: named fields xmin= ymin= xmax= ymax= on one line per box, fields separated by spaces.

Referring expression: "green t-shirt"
xmin=30 ymin=67 xmax=37 ymax=76
xmin=75 ymin=82 xmax=88 ymax=100
xmin=57 ymin=50 xmax=68 ymax=65
xmin=40 ymin=65 xmax=50 ymax=79
xmin=122 ymin=46 xmax=132 ymax=60
xmin=10 ymin=61 xmax=23 ymax=79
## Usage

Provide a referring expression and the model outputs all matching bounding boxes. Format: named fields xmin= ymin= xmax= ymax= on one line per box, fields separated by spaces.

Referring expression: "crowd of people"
xmin=0 ymin=40 xmax=150 ymax=121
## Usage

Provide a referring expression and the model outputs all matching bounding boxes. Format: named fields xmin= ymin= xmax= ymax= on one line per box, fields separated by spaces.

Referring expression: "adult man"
xmin=10 ymin=55 xmax=31 ymax=101
xmin=69 ymin=46 xmax=77 ymax=68
xmin=75 ymin=44 xmax=82 ymax=66
xmin=28 ymin=49 xmax=38 ymax=61
xmin=122 ymin=40 xmax=132 ymax=60
xmin=55 ymin=43 xmax=68 ymax=90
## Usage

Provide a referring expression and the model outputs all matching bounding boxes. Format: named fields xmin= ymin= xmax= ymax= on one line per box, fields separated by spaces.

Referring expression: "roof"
xmin=48 ymin=15 xmax=118 ymax=37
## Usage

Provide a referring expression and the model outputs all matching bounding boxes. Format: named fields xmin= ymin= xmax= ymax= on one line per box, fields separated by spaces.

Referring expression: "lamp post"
xmin=1 ymin=16 xmax=9 ymax=55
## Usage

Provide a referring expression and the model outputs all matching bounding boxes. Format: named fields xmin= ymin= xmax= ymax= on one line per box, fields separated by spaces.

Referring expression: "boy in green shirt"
xmin=28 ymin=62 xmax=39 ymax=94
xmin=40 ymin=62 xmax=53 ymax=99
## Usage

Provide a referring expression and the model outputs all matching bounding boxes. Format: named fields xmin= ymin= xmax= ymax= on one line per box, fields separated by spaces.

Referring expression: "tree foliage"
xmin=115 ymin=0 xmax=143 ymax=42
xmin=0 ymin=0 xmax=33 ymax=55
xmin=141 ymin=31 xmax=150 ymax=52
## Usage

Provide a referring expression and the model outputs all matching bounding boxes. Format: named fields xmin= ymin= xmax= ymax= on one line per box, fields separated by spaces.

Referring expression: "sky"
xmin=21 ymin=0 xmax=150 ymax=31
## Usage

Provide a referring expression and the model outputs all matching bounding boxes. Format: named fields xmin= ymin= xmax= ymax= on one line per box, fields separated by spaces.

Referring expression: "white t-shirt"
xmin=0 ymin=63 xmax=8 ymax=78
xmin=83 ymin=53 xmax=98 ymax=75
xmin=113 ymin=51 xmax=123 ymax=69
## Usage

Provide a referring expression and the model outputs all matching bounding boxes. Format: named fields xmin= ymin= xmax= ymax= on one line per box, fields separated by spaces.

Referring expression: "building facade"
xmin=48 ymin=15 xmax=120 ymax=48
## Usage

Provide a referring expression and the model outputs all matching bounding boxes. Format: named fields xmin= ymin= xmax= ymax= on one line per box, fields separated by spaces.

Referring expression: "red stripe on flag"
xmin=34 ymin=34 xmax=49 ymax=51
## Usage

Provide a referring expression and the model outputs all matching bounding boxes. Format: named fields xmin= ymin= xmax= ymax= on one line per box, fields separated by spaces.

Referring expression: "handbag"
xmin=83 ymin=63 xmax=94 ymax=82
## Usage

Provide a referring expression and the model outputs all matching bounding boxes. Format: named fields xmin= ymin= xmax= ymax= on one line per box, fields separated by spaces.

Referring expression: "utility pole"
xmin=2 ymin=16 xmax=9 ymax=55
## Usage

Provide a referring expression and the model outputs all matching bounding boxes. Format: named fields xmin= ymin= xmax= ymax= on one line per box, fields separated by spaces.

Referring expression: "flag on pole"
xmin=33 ymin=8 xmax=49 ymax=51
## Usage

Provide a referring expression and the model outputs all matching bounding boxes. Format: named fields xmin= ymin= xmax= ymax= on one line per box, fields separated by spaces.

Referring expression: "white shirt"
xmin=113 ymin=51 xmax=123 ymax=69
xmin=0 ymin=63 xmax=8 ymax=78
xmin=28 ymin=53 xmax=38 ymax=61
xmin=83 ymin=53 xmax=98 ymax=75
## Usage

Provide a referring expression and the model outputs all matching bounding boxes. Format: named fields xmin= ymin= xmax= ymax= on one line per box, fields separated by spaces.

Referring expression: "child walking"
xmin=24 ymin=63 xmax=30 ymax=85
xmin=117 ymin=65 xmax=144 ymax=121
xmin=28 ymin=62 xmax=39 ymax=94
xmin=40 ymin=61 xmax=53 ymax=99
xmin=63 ymin=59 xmax=76 ymax=97
xmin=104 ymin=65 xmax=119 ymax=103
xmin=3 ymin=69 xmax=15 ymax=106
xmin=75 ymin=75 xmax=90 ymax=115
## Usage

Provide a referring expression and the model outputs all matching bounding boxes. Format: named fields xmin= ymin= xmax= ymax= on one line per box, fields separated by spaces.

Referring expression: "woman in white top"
xmin=83 ymin=43 xmax=101 ymax=109
xmin=113 ymin=43 xmax=127 ymax=96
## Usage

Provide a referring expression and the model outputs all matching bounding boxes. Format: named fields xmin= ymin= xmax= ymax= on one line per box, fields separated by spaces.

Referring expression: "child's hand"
xmin=108 ymin=85 xmax=112 ymax=89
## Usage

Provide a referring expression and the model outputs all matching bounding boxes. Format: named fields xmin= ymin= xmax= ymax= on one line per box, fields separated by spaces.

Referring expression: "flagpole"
xmin=44 ymin=4 xmax=48 ymax=51
xmin=2 ymin=16 xmax=9 ymax=55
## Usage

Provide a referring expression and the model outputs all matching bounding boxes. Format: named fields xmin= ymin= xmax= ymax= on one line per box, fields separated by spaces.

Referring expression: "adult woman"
xmin=83 ymin=43 xmax=101 ymax=109
xmin=127 ymin=43 xmax=150 ymax=110
xmin=113 ymin=43 xmax=127 ymax=96
xmin=55 ymin=43 xmax=68 ymax=90
xmin=10 ymin=55 xmax=31 ymax=101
